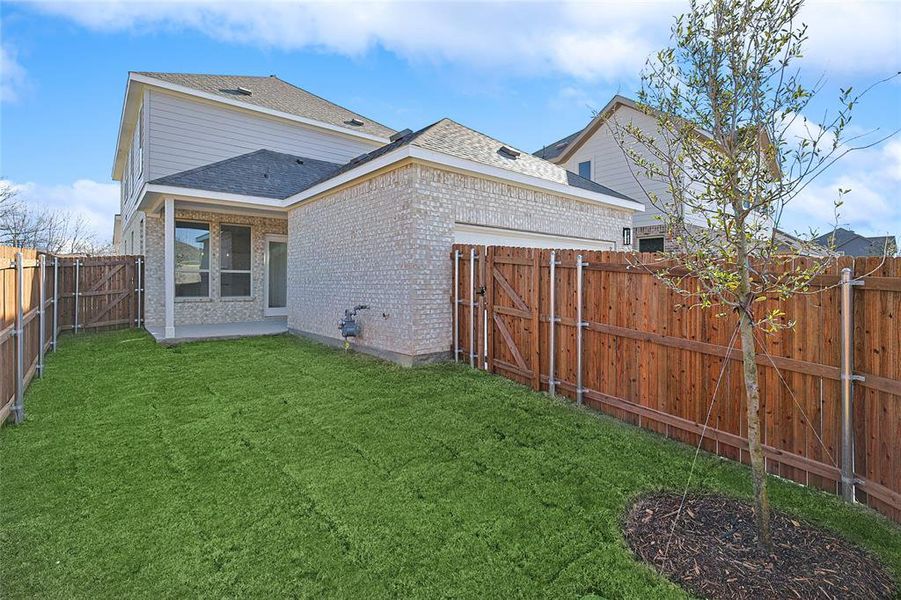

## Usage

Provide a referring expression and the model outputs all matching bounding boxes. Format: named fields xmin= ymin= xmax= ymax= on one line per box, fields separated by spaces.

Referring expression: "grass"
xmin=1 ymin=331 xmax=898 ymax=599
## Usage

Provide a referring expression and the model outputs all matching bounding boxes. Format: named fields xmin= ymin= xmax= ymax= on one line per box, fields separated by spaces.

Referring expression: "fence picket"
xmin=0 ymin=247 xmax=144 ymax=427
xmin=452 ymin=243 xmax=901 ymax=523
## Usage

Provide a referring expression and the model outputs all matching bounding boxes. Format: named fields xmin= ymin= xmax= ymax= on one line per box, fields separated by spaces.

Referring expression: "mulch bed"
xmin=623 ymin=492 xmax=896 ymax=599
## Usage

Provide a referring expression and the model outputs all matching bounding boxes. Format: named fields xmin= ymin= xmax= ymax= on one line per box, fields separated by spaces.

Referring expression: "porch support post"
xmin=164 ymin=198 xmax=176 ymax=339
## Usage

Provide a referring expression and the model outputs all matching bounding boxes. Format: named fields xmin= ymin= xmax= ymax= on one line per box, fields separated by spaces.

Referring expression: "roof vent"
xmin=498 ymin=146 xmax=521 ymax=159
xmin=390 ymin=128 xmax=413 ymax=142
xmin=345 ymin=118 xmax=365 ymax=127
xmin=236 ymin=86 xmax=253 ymax=96
xmin=295 ymin=159 xmax=304 ymax=165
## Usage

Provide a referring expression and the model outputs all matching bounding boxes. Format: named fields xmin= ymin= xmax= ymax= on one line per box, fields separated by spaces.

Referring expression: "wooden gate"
xmin=451 ymin=245 xmax=542 ymax=389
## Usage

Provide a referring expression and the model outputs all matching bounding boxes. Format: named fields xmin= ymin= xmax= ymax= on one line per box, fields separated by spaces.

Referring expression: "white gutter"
xmin=136 ymin=145 xmax=644 ymax=215
xmin=284 ymin=145 xmax=645 ymax=212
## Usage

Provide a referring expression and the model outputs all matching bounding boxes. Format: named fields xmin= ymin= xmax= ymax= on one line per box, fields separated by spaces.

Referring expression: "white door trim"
xmin=263 ymin=234 xmax=288 ymax=317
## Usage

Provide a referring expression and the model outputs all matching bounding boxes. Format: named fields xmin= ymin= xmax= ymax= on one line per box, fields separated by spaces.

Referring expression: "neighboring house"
xmin=112 ymin=72 xmax=643 ymax=364
xmin=535 ymin=95 xmax=778 ymax=253
xmin=812 ymin=228 xmax=897 ymax=257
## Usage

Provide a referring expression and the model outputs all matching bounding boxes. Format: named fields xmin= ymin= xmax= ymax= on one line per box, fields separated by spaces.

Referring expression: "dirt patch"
xmin=623 ymin=492 xmax=896 ymax=599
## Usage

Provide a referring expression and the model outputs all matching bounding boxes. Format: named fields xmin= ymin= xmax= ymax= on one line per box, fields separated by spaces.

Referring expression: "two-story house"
xmin=535 ymin=95 xmax=783 ymax=253
xmin=111 ymin=73 xmax=643 ymax=364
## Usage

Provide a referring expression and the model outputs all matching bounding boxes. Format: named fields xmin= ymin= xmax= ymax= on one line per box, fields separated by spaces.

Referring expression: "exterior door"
xmin=264 ymin=235 xmax=288 ymax=317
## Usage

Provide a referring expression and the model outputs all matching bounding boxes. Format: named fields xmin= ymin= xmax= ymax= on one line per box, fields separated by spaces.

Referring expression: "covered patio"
xmin=145 ymin=316 xmax=288 ymax=343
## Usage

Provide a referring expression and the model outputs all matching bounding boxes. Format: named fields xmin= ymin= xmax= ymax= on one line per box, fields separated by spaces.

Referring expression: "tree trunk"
xmin=738 ymin=301 xmax=773 ymax=550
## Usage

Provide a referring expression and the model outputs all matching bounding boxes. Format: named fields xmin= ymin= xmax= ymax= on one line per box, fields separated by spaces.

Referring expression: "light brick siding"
xmin=144 ymin=209 xmax=287 ymax=328
xmin=288 ymin=163 xmax=633 ymax=362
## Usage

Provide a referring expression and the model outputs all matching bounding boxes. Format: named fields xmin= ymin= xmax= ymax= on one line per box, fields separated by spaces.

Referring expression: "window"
xmin=175 ymin=221 xmax=210 ymax=297
xmin=578 ymin=160 xmax=591 ymax=180
xmin=220 ymin=224 xmax=251 ymax=297
xmin=638 ymin=237 xmax=665 ymax=253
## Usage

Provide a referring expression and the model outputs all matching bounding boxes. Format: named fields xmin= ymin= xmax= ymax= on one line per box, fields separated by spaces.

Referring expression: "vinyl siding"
xmin=562 ymin=105 xmax=705 ymax=230
xmin=145 ymin=89 xmax=382 ymax=180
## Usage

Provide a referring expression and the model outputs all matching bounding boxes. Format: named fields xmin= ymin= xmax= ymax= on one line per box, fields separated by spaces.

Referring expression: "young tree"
xmin=613 ymin=0 xmax=893 ymax=548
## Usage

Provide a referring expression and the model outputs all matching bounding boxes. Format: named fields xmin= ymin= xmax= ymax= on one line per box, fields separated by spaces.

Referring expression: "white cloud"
xmin=9 ymin=179 xmax=119 ymax=242
xmin=0 ymin=44 xmax=29 ymax=103
xmin=800 ymin=0 xmax=901 ymax=76
xmin=779 ymin=141 xmax=901 ymax=239
xmin=22 ymin=0 xmax=900 ymax=80
xmin=24 ymin=0 xmax=673 ymax=81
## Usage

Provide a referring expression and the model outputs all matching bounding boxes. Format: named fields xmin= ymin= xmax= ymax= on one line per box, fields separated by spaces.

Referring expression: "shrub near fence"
xmin=451 ymin=244 xmax=901 ymax=523
xmin=0 ymin=246 xmax=144 ymax=425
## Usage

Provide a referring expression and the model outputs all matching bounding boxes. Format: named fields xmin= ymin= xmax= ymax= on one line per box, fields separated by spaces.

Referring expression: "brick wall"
xmin=144 ymin=209 xmax=287 ymax=328
xmin=288 ymin=163 xmax=633 ymax=362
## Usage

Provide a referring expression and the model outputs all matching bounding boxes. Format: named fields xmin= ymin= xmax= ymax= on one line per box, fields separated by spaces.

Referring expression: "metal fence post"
xmin=576 ymin=254 xmax=586 ymax=405
xmin=52 ymin=256 xmax=59 ymax=351
xmin=38 ymin=254 xmax=46 ymax=377
xmin=13 ymin=252 xmax=25 ymax=424
xmin=136 ymin=256 xmax=143 ymax=328
xmin=548 ymin=251 xmax=558 ymax=397
xmin=454 ymin=250 xmax=461 ymax=362
xmin=469 ymin=247 xmax=476 ymax=368
xmin=840 ymin=267 xmax=856 ymax=502
xmin=74 ymin=258 xmax=80 ymax=334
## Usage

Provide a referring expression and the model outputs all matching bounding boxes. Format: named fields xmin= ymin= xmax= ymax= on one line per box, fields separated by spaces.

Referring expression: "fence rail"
xmin=452 ymin=244 xmax=901 ymax=523
xmin=1 ymin=246 xmax=144 ymax=426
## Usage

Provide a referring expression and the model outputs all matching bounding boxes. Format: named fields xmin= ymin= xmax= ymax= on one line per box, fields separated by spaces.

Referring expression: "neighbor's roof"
xmin=149 ymin=150 xmax=341 ymax=200
xmin=812 ymin=228 xmax=897 ymax=257
xmin=133 ymin=72 xmax=396 ymax=139
xmin=533 ymin=129 xmax=582 ymax=161
xmin=316 ymin=118 xmax=636 ymax=202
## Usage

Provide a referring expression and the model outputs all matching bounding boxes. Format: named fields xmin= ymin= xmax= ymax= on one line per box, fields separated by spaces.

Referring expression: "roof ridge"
xmin=134 ymin=71 xmax=275 ymax=79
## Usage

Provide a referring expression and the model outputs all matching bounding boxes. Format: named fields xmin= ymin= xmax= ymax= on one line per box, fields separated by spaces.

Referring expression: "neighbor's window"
xmin=175 ymin=221 xmax=210 ymax=297
xmin=578 ymin=160 xmax=591 ymax=180
xmin=220 ymin=224 xmax=251 ymax=297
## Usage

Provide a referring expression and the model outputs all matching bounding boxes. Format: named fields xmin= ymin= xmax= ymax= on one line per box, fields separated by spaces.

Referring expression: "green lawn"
xmin=1 ymin=331 xmax=898 ymax=599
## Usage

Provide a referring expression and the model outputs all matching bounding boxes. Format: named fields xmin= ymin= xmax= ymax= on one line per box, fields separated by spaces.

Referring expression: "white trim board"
xmin=453 ymin=223 xmax=616 ymax=250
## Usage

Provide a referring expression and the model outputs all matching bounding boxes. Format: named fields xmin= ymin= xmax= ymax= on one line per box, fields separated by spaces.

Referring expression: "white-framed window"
xmin=219 ymin=224 xmax=251 ymax=297
xmin=578 ymin=160 xmax=591 ymax=180
xmin=175 ymin=221 xmax=210 ymax=298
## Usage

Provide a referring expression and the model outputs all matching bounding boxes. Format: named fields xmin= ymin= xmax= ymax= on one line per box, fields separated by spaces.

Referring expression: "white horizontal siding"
xmin=563 ymin=106 xmax=702 ymax=229
xmin=146 ymin=90 xmax=380 ymax=180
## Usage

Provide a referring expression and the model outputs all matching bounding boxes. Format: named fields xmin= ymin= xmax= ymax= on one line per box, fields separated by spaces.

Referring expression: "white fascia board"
xmin=284 ymin=145 xmax=414 ymax=206
xmin=129 ymin=73 xmax=391 ymax=145
xmin=142 ymin=184 xmax=288 ymax=213
xmin=408 ymin=146 xmax=644 ymax=212
xmin=111 ymin=75 xmax=138 ymax=180
xmin=284 ymin=145 xmax=644 ymax=212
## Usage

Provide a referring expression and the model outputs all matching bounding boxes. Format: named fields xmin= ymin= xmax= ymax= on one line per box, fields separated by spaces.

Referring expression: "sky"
xmin=1 ymin=0 xmax=899 ymax=244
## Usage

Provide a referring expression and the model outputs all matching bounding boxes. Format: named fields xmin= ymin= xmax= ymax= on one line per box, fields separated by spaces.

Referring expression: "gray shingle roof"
xmin=533 ymin=129 xmax=582 ymax=160
xmin=149 ymin=150 xmax=341 ymax=199
xmin=315 ymin=118 xmax=636 ymax=202
xmin=813 ymin=228 xmax=897 ymax=256
xmin=134 ymin=72 xmax=395 ymax=138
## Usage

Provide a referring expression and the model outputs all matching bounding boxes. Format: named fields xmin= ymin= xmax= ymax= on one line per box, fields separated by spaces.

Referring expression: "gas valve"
xmin=338 ymin=305 xmax=369 ymax=339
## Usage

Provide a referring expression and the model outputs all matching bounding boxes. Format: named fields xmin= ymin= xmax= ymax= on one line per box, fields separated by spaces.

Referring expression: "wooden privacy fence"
xmin=452 ymin=244 xmax=901 ymax=523
xmin=1 ymin=246 xmax=144 ymax=425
